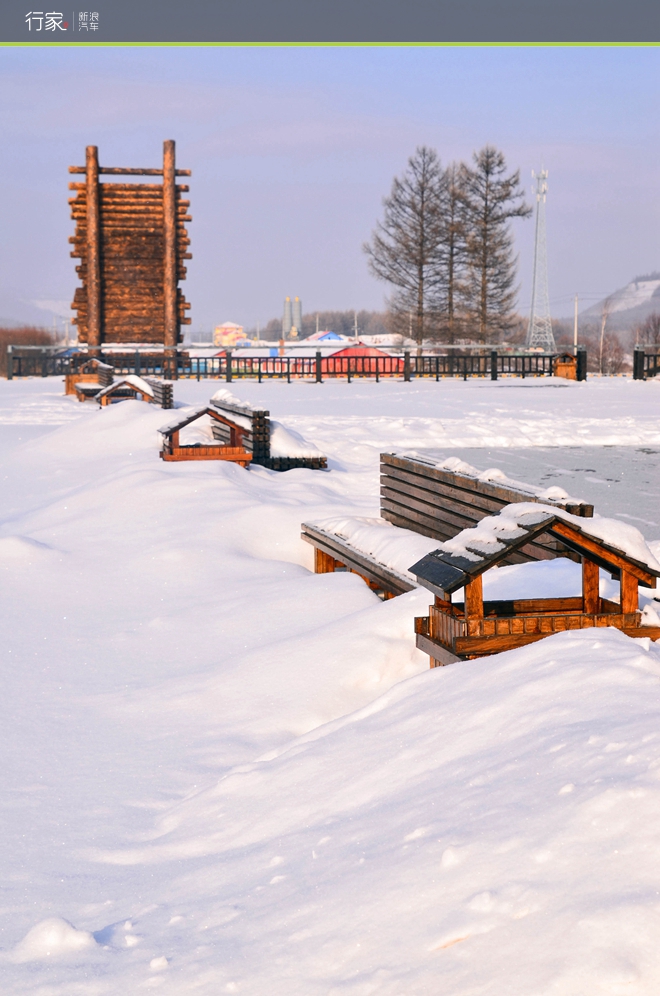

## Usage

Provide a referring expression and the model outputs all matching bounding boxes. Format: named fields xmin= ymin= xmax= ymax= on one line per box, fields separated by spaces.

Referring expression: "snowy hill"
xmin=1 ymin=377 xmax=660 ymax=993
xmin=582 ymin=271 xmax=660 ymax=331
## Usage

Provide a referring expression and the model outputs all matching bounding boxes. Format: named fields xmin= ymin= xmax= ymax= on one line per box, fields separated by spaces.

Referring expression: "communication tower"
xmin=526 ymin=169 xmax=556 ymax=351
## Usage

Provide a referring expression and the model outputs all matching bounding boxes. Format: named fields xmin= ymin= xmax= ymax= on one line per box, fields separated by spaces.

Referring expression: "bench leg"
xmin=314 ymin=548 xmax=337 ymax=574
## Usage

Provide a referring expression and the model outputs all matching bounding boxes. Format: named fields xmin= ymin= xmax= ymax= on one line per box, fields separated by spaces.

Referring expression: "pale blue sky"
xmin=1 ymin=46 xmax=658 ymax=331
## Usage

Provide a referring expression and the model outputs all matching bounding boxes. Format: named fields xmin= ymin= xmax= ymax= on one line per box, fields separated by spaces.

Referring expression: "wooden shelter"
xmin=96 ymin=375 xmax=163 ymax=407
xmin=159 ymin=406 xmax=252 ymax=466
xmin=553 ymin=352 xmax=578 ymax=380
xmin=411 ymin=506 xmax=660 ymax=667
xmin=68 ymin=140 xmax=191 ymax=370
xmin=64 ymin=357 xmax=114 ymax=401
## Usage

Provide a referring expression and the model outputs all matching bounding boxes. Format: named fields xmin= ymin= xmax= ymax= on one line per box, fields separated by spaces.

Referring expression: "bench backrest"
xmin=380 ymin=453 xmax=594 ymax=565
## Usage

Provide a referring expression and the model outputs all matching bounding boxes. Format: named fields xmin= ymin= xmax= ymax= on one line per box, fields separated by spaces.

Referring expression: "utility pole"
xmin=525 ymin=169 xmax=556 ymax=352
xmin=354 ymin=310 xmax=358 ymax=339
xmin=573 ymin=294 xmax=578 ymax=354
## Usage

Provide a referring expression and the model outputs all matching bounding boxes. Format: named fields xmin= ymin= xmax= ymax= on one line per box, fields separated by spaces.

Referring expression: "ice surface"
xmin=1 ymin=377 xmax=660 ymax=994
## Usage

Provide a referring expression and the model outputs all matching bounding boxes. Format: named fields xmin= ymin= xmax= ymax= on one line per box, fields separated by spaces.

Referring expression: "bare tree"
xmin=462 ymin=146 xmax=531 ymax=342
xmin=599 ymin=296 xmax=614 ymax=375
xmin=636 ymin=312 xmax=660 ymax=347
xmin=363 ymin=147 xmax=445 ymax=345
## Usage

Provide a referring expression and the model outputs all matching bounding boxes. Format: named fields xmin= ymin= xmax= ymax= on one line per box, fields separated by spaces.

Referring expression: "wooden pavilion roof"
xmin=409 ymin=506 xmax=660 ymax=597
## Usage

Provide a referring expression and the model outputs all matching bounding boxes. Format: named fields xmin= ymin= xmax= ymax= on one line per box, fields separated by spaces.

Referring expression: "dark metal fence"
xmin=6 ymin=345 xmax=588 ymax=382
xmin=633 ymin=346 xmax=660 ymax=380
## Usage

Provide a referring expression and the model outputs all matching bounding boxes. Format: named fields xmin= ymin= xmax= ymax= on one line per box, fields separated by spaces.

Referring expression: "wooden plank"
xmin=160 ymin=445 xmax=251 ymax=464
xmin=618 ymin=627 xmax=660 ymax=640
xmin=382 ymin=465 xmax=514 ymax=516
xmin=481 ymin=596 xmax=585 ymax=615
xmin=415 ymin=633 xmax=461 ymax=667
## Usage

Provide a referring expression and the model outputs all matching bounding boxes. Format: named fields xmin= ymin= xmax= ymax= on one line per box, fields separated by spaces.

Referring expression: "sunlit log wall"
xmin=68 ymin=140 xmax=192 ymax=352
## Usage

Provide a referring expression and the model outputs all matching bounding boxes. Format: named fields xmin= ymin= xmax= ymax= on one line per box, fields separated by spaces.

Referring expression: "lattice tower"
xmin=526 ymin=169 xmax=556 ymax=351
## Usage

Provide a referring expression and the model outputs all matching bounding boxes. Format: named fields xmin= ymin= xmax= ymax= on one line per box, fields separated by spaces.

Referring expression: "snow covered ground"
xmin=1 ymin=375 xmax=660 ymax=994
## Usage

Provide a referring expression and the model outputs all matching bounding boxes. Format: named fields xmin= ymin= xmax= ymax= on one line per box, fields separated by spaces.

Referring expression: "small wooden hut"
xmin=553 ymin=352 xmax=578 ymax=380
xmin=411 ymin=506 xmax=660 ymax=667
xmin=159 ymin=406 xmax=252 ymax=466
xmin=96 ymin=375 xmax=155 ymax=406
xmin=65 ymin=357 xmax=114 ymax=400
xmin=98 ymin=377 xmax=172 ymax=409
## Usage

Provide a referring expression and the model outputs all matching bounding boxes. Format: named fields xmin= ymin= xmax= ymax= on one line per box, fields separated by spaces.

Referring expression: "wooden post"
xmin=620 ymin=569 xmax=638 ymax=614
xmin=85 ymin=145 xmax=101 ymax=355
xmin=582 ymin=558 xmax=600 ymax=614
xmin=465 ymin=575 xmax=484 ymax=620
xmin=490 ymin=350 xmax=498 ymax=380
xmin=403 ymin=351 xmax=411 ymax=382
xmin=162 ymin=139 xmax=178 ymax=376
xmin=314 ymin=548 xmax=336 ymax=574
xmin=315 ymin=351 xmax=322 ymax=383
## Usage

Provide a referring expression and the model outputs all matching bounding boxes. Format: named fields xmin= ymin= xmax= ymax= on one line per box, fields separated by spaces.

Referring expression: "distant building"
xmin=214 ymin=322 xmax=245 ymax=347
xmin=306 ymin=330 xmax=347 ymax=342
xmin=282 ymin=296 xmax=302 ymax=338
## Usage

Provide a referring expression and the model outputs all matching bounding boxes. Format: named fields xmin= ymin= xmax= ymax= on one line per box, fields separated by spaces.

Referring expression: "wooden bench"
xmin=380 ymin=453 xmax=593 ymax=565
xmin=301 ymin=522 xmax=416 ymax=599
xmin=302 ymin=454 xmax=595 ymax=598
xmin=65 ymin=359 xmax=114 ymax=401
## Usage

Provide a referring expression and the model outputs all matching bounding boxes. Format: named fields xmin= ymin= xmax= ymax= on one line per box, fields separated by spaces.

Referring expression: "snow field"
xmin=0 ymin=376 xmax=659 ymax=993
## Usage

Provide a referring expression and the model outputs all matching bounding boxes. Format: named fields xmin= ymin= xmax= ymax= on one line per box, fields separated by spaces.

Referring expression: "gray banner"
xmin=5 ymin=0 xmax=660 ymax=44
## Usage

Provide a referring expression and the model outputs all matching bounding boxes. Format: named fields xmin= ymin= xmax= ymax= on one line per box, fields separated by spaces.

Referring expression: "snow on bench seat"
xmin=302 ymin=516 xmax=440 ymax=598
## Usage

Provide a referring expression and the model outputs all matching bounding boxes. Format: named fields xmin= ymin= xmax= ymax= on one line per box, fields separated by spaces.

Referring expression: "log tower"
xmin=68 ymin=141 xmax=192 ymax=370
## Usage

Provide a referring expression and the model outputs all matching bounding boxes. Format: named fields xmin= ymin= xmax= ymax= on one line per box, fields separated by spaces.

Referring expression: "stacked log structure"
xmin=68 ymin=141 xmax=191 ymax=370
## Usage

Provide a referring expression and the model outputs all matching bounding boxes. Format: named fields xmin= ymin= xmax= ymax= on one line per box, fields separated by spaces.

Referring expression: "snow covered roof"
xmin=158 ymin=405 xmax=220 ymax=435
xmin=410 ymin=503 xmax=660 ymax=596
xmin=96 ymin=375 xmax=154 ymax=399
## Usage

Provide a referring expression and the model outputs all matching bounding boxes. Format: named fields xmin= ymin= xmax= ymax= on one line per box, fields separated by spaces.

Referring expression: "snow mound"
xmin=10 ymin=918 xmax=96 ymax=962
xmin=210 ymin=388 xmax=254 ymax=410
xmin=0 ymin=535 xmax=56 ymax=562
xmin=269 ymin=420 xmax=324 ymax=459
xmin=87 ymin=630 xmax=660 ymax=993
